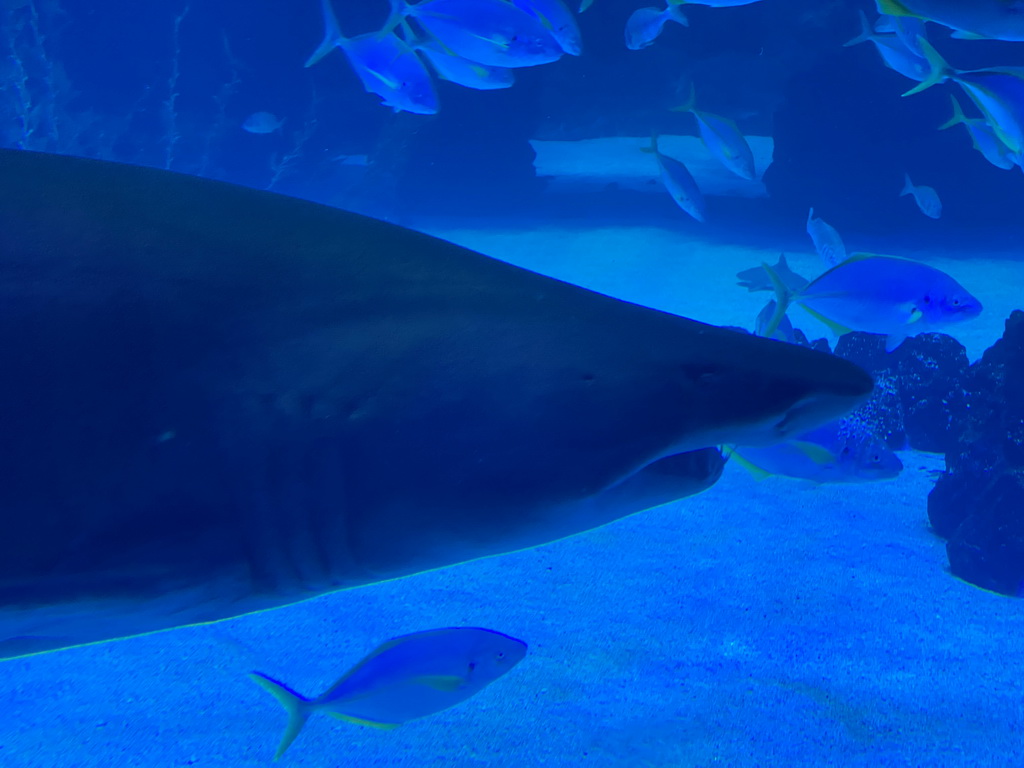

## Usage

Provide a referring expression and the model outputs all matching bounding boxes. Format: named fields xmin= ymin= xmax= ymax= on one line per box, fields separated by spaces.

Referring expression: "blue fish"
xmin=806 ymin=208 xmax=847 ymax=268
xmin=909 ymin=40 xmax=1024 ymax=160
xmin=762 ymin=253 xmax=982 ymax=352
xmin=306 ymin=0 xmax=438 ymax=115
xmin=938 ymin=94 xmax=1016 ymax=171
xmin=876 ymin=0 xmax=1024 ymax=42
xmin=625 ymin=4 xmax=688 ymax=50
xmin=642 ymin=134 xmax=706 ymax=222
xmin=736 ymin=253 xmax=809 ymax=294
xmin=844 ymin=10 xmax=929 ymax=82
xmin=400 ymin=20 xmax=516 ymax=90
xmin=512 ymin=0 xmax=582 ymax=56
xmin=728 ymin=421 xmax=903 ymax=484
xmin=672 ymin=86 xmax=756 ymax=180
xmin=392 ymin=0 xmax=564 ymax=68
xmin=900 ymin=173 xmax=942 ymax=219
xmin=873 ymin=12 xmax=928 ymax=57
xmin=251 ymin=627 xmax=527 ymax=759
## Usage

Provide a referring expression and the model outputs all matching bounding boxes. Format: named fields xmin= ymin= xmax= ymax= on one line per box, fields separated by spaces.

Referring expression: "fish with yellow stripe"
xmin=726 ymin=421 xmax=903 ymax=484
xmin=760 ymin=253 xmax=982 ymax=353
xmin=251 ymin=627 xmax=527 ymax=759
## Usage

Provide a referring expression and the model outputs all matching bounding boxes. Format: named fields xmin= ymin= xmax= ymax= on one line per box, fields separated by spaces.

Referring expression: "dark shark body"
xmin=0 ymin=150 xmax=872 ymax=659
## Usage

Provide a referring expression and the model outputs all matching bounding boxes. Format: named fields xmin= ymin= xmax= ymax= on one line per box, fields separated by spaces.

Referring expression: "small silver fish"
xmin=806 ymin=207 xmax=847 ymax=267
xmin=845 ymin=10 xmax=929 ymax=82
xmin=625 ymin=4 xmax=688 ymax=50
xmin=251 ymin=627 xmax=527 ymax=759
xmin=399 ymin=20 xmax=516 ymax=90
xmin=307 ymin=0 xmax=438 ymax=115
xmin=393 ymin=0 xmax=564 ymax=68
xmin=642 ymin=135 xmax=706 ymax=222
xmin=672 ymin=86 xmax=756 ymax=180
xmin=512 ymin=0 xmax=583 ymax=56
xmin=939 ymin=94 xmax=1016 ymax=171
xmin=242 ymin=112 xmax=285 ymax=134
xmin=727 ymin=421 xmax=903 ymax=484
xmin=900 ymin=173 xmax=942 ymax=219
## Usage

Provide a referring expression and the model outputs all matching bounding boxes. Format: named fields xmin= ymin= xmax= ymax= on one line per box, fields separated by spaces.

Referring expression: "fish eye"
xmin=952 ymin=297 xmax=961 ymax=306
xmin=923 ymin=295 xmax=931 ymax=304
xmin=872 ymin=454 xmax=880 ymax=463
xmin=841 ymin=447 xmax=851 ymax=455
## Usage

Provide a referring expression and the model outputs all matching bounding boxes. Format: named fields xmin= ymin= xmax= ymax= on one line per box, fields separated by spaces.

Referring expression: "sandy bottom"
xmin=2 ymin=224 xmax=1022 ymax=767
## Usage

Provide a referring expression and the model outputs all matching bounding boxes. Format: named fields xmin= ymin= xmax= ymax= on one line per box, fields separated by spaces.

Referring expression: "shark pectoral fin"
xmin=329 ymin=713 xmax=402 ymax=730
xmin=413 ymin=674 xmax=466 ymax=691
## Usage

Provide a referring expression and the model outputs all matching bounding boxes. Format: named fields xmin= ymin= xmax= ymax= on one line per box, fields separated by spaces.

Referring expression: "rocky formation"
xmin=927 ymin=311 xmax=1024 ymax=597
xmin=829 ymin=319 xmax=1023 ymax=597
xmin=833 ymin=331 xmax=969 ymax=454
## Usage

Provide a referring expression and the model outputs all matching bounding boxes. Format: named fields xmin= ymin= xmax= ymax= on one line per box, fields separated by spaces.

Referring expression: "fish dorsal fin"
xmin=803 ymin=251 xmax=876 ymax=289
xmin=790 ymin=440 xmax=835 ymax=466
xmin=723 ymin=446 xmax=772 ymax=481
xmin=413 ymin=674 xmax=465 ymax=692
xmin=329 ymin=713 xmax=401 ymax=730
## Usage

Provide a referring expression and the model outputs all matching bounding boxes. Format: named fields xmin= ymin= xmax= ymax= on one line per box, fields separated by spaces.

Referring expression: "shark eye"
xmin=952 ymin=297 xmax=961 ymax=306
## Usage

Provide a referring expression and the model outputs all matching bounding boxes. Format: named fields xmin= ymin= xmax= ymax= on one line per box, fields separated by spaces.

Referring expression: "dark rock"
xmin=943 ymin=471 xmax=1024 ymax=598
xmin=927 ymin=311 xmax=1024 ymax=597
xmin=833 ymin=331 xmax=969 ymax=453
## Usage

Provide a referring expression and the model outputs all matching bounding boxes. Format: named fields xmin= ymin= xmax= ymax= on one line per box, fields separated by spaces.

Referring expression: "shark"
xmin=0 ymin=149 xmax=872 ymax=660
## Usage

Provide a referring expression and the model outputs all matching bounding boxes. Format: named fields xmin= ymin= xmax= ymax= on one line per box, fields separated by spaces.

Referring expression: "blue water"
xmin=2 ymin=1 xmax=1024 ymax=765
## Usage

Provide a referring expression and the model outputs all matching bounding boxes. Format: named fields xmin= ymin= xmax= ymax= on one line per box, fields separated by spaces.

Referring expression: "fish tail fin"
xmin=723 ymin=446 xmax=772 ymax=481
xmin=669 ymin=82 xmax=696 ymax=114
xmin=843 ymin=9 xmax=873 ymax=47
xmin=759 ymin=263 xmax=793 ymax=341
xmin=665 ymin=2 xmax=689 ymax=26
xmin=381 ymin=0 xmax=409 ymax=36
xmin=900 ymin=172 xmax=913 ymax=196
xmin=938 ymin=94 xmax=966 ymax=130
xmin=305 ymin=0 xmax=345 ymax=67
xmin=902 ymin=37 xmax=950 ymax=97
xmin=250 ymin=672 xmax=313 ymax=760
